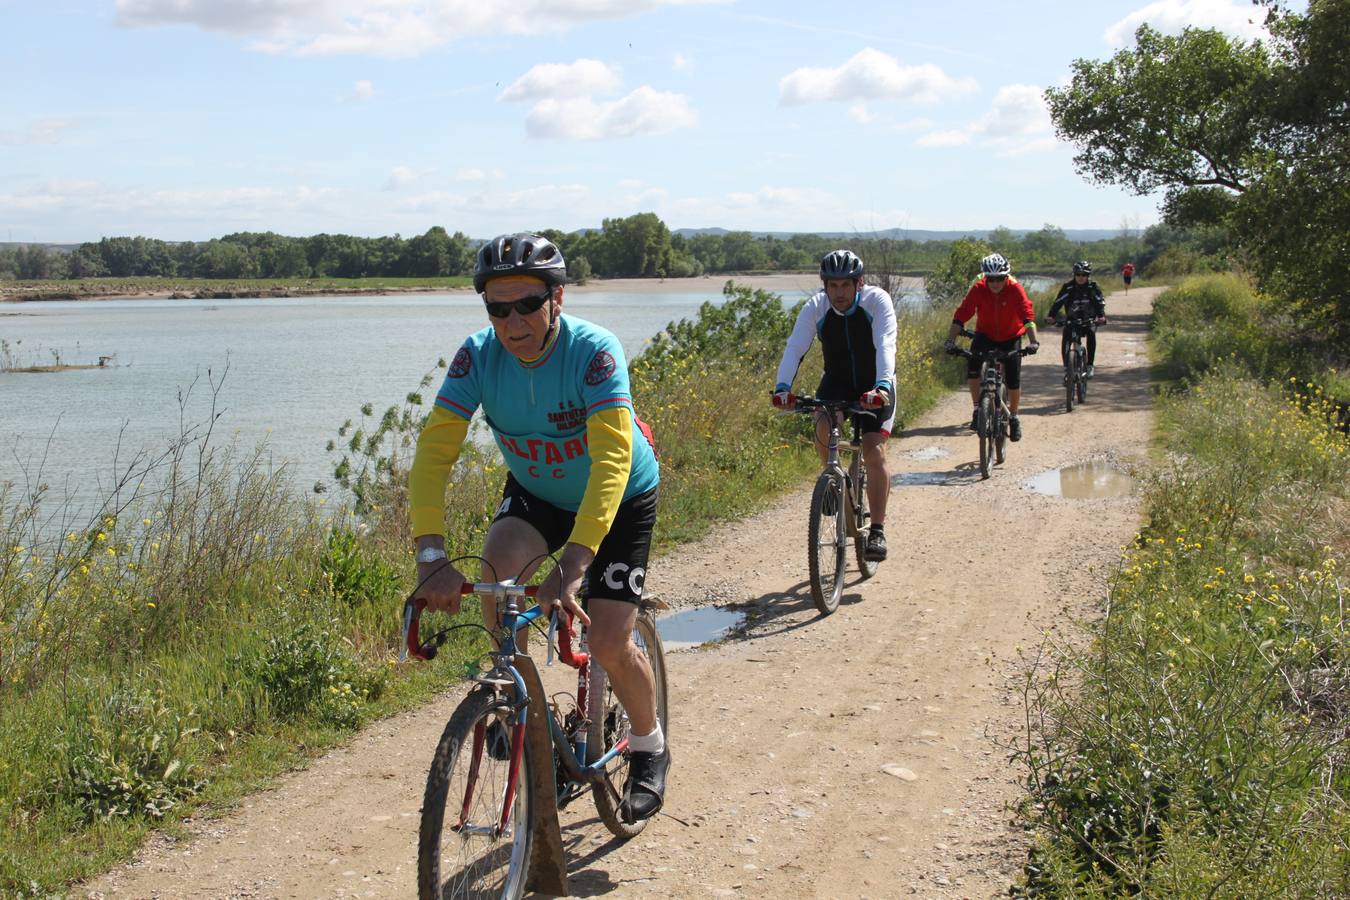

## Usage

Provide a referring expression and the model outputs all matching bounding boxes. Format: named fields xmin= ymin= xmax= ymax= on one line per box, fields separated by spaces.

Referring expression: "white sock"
xmin=627 ymin=721 xmax=664 ymax=754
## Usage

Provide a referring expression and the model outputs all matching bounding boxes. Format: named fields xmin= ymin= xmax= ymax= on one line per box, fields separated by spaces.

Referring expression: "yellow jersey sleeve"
xmin=408 ymin=405 xmax=470 ymax=538
xmin=568 ymin=406 xmax=633 ymax=552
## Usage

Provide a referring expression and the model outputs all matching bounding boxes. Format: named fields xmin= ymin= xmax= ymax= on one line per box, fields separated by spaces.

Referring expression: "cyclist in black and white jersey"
xmin=1047 ymin=260 xmax=1107 ymax=377
xmin=772 ymin=249 xmax=897 ymax=562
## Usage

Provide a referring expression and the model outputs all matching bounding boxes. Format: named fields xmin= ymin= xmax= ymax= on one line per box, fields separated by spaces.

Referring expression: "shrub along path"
xmin=85 ymin=287 xmax=1164 ymax=899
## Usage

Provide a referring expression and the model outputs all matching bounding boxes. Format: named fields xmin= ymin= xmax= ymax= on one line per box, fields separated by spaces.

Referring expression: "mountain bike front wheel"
xmin=978 ymin=395 xmax=994 ymax=479
xmin=419 ymin=686 xmax=533 ymax=900
xmin=1076 ymin=349 xmax=1088 ymax=404
xmin=1064 ymin=361 xmax=1075 ymax=412
xmin=808 ymin=471 xmax=846 ymax=614
xmin=589 ymin=610 xmax=669 ymax=838
xmin=994 ymin=387 xmax=1008 ymax=465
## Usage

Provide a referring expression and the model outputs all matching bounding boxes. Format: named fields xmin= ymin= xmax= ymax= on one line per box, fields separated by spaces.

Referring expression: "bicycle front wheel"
xmin=808 ymin=472 xmax=846 ymax=614
xmin=1076 ymin=349 xmax=1088 ymax=403
xmin=1064 ymin=362 xmax=1075 ymax=412
xmin=419 ymin=687 xmax=533 ymax=900
xmin=588 ymin=609 xmax=669 ymax=838
xmin=994 ymin=387 xmax=1007 ymax=465
xmin=978 ymin=396 xmax=994 ymax=479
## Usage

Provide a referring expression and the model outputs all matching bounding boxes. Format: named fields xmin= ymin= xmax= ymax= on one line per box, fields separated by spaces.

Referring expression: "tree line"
xmin=1 ymin=215 xmax=1151 ymax=284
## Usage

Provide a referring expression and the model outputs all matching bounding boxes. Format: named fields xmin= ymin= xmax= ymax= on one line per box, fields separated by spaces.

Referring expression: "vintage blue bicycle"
xmin=402 ymin=562 xmax=668 ymax=899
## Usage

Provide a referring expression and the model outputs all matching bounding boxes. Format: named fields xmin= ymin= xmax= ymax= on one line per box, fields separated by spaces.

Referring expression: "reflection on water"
xmin=1024 ymin=461 xmax=1138 ymax=498
xmin=656 ymin=605 xmax=746 ymax=650
xmin=892 ymin=471 xmax=955 ymax=487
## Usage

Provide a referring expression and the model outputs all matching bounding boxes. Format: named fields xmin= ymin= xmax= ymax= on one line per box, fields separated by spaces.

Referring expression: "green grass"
xmin=1011 ymin=276 xmax=1350 ymax=897
xmin=0 ymin=279 xmax=961 ymax=892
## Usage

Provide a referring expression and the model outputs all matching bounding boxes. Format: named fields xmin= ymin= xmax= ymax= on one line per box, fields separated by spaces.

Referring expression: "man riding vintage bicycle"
xmin=408 ymin=232 xmax=671 ymax=825
xmin=771 ymin=249 xmax=897 ymax=562
xmin=944 ymin=253 xmax=1040 ymax=442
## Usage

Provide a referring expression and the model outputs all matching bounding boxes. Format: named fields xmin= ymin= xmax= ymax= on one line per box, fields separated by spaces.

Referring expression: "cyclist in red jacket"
xmin=1121 ymin=261 xmax=1136 ymax=291
xmin=943 ymin=253 xmax=1039 ymax=441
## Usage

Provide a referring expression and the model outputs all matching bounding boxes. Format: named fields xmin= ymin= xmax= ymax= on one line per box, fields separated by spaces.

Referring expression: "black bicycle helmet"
xmin=473 ymin=233 xmax=567 ymax=293
xmin=1072 ymin=260 xmax=1092 ymax=275
xmin=819 ymin=249 xmax=865 ymax=281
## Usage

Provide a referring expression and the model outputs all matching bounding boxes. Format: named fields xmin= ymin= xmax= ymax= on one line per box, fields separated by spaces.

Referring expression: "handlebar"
xmin=945 ymin=342 xmax=1034 ymax=362
xmin=401 ymin=581 xmax=589 ymax=669
xmin=790 ymin=395 xmax=879 ymax=418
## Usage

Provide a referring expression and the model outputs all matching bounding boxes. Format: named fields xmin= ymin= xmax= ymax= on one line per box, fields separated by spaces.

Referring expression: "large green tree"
xmin=1045 ymin=0 xmax=1350 ymax=336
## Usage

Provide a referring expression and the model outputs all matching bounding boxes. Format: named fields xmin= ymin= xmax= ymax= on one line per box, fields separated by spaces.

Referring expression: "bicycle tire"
xmin=1076 ymin=349 xmax=1088 ymax=404
xmin=1064 ymin=358 xmax=1074 ymax=413
xmin=807 ymin=472 xmax=846 ymax=614
xmin=994 ymin=387 xmax=1007 ymax=465
xmin=851 ymin=462 xmax=878 ymax=579
xmin=419 ymin=687 xmax=533 ymax=900
xmin=588 ymin=610 xmax=669 ymax=838
xmin=977 ymin=396 xmax=993 ymax=479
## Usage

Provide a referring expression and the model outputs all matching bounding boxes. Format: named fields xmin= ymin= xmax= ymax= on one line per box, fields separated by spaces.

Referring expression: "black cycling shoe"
xmin=1009 ymin=416 xmax=1023 ymax=442
xmin=969 ymin=407 xmax=980 ymax=431
xmin=485 ymin=718 xmax=512 ymax=761
xmin=620 ymin=745 xmax=671 ymax=824
xmin=864 ymin=529 xmax=887 ymax=562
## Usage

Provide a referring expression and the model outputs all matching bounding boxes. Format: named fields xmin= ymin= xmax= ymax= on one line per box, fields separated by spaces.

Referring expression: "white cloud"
xmin=916 ymin=130 xmax=969 ymax=148
xmin=672 ymin=52 xmax=692 ymax=72
xmin=779 ymin=48 xmax=978 ymax=106
xmin=340 ymin=79 xmax=375 ymax=103
xmin=524 ymin=87 xmax=697 ymax=140
xmin=848 ymin=103 xmax=874 ymax=125
xmin=454 ymin=167 xmax=504 ymax=182
xmin=0 ymin=118 xmax=78 ymax=146
xmin=498 ymin=59 xmax=621 ymax=103
xmin=115 ymin=0 xmax=727 ymax=58
xmin=977 ymin=84 xmax=1053 ymax=138
xmin=918 ymin=84 xmax=1052 ymax=152
xmin=1105 ymin=0 xmax=1270 ymax=46
xmin=382 ymin=166 xmax=417 ymax=191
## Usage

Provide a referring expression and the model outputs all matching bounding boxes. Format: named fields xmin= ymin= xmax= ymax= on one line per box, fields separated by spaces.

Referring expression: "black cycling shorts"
xmin=966 ymin=334 xmax=1024 ymax=390
xmin=493 ymin=474 xmax=657 ymax=604
xmin=816 ymin=375 xmax=896 ymax=437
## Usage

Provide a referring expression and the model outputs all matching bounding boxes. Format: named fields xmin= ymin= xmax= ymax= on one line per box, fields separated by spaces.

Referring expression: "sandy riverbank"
xmin=1 ymin=273 xmax=929 ymax=304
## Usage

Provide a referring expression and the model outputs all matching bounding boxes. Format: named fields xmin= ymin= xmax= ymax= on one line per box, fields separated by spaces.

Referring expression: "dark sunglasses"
xmin=484 ymin=290 xmax=552 ymax=319
xmin=987 ymin=275 xmax=1008 ymax=282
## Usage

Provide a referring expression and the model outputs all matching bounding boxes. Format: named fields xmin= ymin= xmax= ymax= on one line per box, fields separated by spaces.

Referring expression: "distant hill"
xmin=672 ymin=227 xmax=1126 ymax=243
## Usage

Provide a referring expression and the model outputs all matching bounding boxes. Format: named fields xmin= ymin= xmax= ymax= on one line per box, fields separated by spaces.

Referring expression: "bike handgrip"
xmin=402 ymin=597 xmax=431 ymax=662
xmin=553 ymin=609 xmax=589 ymax=668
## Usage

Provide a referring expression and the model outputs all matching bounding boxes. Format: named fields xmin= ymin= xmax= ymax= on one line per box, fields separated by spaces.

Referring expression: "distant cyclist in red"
xmin=1121 ymin=261 xmax=1136 ymax=292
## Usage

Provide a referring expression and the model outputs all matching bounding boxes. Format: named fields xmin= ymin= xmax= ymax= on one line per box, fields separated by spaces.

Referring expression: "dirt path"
xmin=86 ymin=288 xmax=1161 ymax=900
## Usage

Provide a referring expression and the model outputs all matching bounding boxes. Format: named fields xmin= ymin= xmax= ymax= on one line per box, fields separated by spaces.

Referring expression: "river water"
xmin=0 ymin=277 xmax=1048 ymax=517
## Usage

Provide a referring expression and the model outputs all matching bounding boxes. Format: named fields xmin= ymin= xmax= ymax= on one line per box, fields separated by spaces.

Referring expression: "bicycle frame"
xmin=797 ymin=398 xmax=870 ymax=537
xmin=402 ymin=586 xmax=628 ymax=836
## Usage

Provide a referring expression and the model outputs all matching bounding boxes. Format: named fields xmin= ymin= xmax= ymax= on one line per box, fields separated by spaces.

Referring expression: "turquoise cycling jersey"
xmin=434 ymin=314 xmax=660 ymax=511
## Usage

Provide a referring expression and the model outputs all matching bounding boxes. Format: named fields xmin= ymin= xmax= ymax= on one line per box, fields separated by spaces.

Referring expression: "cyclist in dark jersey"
xmin=409 ymin=233 xmax=669 ymax=824
xmin=772 ymin=249 xmax=897 ymax=562
xmin=1047 ymin=260 xmax=1107 ymax=378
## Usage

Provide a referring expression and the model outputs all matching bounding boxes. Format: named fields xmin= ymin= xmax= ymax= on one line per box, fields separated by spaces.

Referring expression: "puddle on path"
xmin=1025 ymin=461 xmax=1139 ymax=498
xmin=657 ymin=605 xmax=746 ymax=650
xmin=892 ymin=471 xmax=955 ymax=487
xmin=906 ymin=445 xmax=951 ymax=461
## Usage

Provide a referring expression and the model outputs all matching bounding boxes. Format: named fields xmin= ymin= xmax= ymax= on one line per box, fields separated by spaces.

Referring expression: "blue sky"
xmin=0 ymin=0 xmax=1278 ymax=243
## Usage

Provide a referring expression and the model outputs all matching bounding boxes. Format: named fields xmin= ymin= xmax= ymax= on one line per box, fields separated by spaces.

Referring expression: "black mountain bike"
xmin=792 ymin=396 xmax=879 ymax=614
xmin=947 ymin=330 xmax=1033 ymax=480
xmin=1054 ymin=316 xmax=1092 ymax=412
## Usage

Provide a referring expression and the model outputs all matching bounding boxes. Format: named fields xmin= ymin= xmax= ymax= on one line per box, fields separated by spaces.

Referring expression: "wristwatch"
xmin=416 ymin=546 xmax=448 ymax=564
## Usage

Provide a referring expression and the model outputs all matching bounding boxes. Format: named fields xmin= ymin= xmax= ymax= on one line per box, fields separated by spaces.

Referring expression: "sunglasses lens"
xmin=485 ymin=292 xmax=551 ymax=318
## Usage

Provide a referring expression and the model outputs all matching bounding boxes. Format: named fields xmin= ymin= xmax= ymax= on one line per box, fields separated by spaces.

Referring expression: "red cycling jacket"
xmin=953 ymin=276 xmax=1035 ymax=342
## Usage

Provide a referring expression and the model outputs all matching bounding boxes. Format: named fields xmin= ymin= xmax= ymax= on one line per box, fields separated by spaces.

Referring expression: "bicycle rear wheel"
xmin=419 ymin=687 xmax=532 ymax=900
xmin=808 ymin=471 xmax=846 ymax=614
xmin=851 ymin=464 xmax=878 ymax=579
xmin=978 ymin=396 xmax=993 ymax=479
xmin=588 ymin=610 xmax=669 ymax=838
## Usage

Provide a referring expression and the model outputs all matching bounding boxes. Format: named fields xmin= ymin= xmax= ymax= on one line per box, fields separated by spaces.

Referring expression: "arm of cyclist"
xmin=1092 ymin=283 xmax=1107 ymax=323
xmin=1015 ymin=283 xmax=1040 ymax=352
xmin=773 ymin=294 xmax=823 ymax=399
xmin=771 ymin=383 xmax=796 ymax=410
xmin=408 ymin=404 xmax=471 ymax=612
xmin=862 ymin=287 xmax=897 ymax=407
